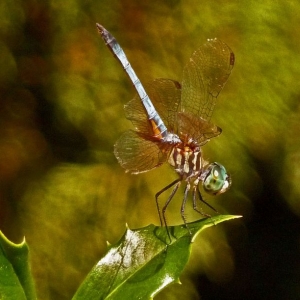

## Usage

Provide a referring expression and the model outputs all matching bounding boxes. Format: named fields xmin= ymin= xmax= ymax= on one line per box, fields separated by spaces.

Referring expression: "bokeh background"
xmin=1 ymin=0 xmax=300 ymax=299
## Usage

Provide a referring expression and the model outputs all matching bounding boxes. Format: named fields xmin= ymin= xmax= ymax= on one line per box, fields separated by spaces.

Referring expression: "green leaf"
xmin=0 ymin=231 xmax=37 ymax=300
xmin=73 ymin=215 xmax=241 ymax=300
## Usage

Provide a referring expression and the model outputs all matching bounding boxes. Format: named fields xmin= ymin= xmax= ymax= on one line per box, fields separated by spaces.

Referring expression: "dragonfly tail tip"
xmin=96 ymin=23 xmax=104 ymax=34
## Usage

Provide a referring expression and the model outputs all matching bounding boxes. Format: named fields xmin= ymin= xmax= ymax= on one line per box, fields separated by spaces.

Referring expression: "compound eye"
xmin=203 ymin=163 xmax=230 ymax=195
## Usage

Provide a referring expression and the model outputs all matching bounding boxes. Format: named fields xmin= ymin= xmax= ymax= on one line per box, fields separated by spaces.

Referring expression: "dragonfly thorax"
xmin=168 ymin=142 xmax=203 ymax=178
xmin=162 ymin=133 xmax=181 ymax=144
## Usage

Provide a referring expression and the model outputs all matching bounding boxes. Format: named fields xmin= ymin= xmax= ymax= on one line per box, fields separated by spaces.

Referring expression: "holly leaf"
xmin=0 ymin=231 xmax=37 ymax=300
xmin=73 ymin=215 xmax=241 ymax=300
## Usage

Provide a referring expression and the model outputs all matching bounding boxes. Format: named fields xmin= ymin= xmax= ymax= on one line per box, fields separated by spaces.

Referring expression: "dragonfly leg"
xmin=181 ymin=184 xmax=192 ymax=235
xmin=196 ymin=187 xmax=219 ymax=214
xmin=192 ymin=187 xmax=211 ymax=218
xmin=162 ymin=181 xmax=181 ymax=241
xmin=155 ymin=178 xmax=181 ymax=227
xmin=155 ymin=179 xmax=181 ymax=241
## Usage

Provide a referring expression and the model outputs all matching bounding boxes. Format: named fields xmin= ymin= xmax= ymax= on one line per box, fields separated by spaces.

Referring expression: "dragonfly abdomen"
xmin=96 ymin=23 xmax=168 ymax=139
xmin=168 ymin=146 xmax=202 ymax=178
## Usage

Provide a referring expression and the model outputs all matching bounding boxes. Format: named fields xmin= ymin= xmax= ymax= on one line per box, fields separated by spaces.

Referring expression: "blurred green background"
xmin=1 ymin=0 xmax=300 ymax=299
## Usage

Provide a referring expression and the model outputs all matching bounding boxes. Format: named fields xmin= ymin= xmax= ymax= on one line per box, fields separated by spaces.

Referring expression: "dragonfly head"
xmin=202 ymin=162 xmax=231 ymax=195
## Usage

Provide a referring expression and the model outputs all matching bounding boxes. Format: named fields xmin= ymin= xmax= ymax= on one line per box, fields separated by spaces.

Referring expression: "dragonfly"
xmin=96 ymin=23 xmax=234 ymax=239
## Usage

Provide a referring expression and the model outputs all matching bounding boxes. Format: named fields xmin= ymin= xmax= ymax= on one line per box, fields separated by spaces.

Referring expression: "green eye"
xmin=203 ymin=162 xmax=230 ymax=195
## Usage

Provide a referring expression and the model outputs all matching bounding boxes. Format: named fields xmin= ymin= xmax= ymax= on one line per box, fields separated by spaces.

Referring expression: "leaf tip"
xmin=20 ymin=236 xmax=26 ymax=246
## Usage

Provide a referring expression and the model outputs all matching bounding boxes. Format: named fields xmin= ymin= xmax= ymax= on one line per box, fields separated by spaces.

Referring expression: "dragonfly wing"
xmin=114 ymin=130 xmax=168 ymax=174
xmin=181 ymin=38 xmax=234 ymax=122
xmin=124 ymin=95 xmax=152 ymax=135
xmin=145 ymin=78 xmax=181 ymax=132
xmin=124 ymin=78 xmax=181 ymax=135
xmin=178 ymin=112 xmax=221 ymax=145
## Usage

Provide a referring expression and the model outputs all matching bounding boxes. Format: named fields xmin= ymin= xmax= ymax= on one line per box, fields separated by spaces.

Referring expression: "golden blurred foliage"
xmin=1 ymin=0 xmax=300 ymax=299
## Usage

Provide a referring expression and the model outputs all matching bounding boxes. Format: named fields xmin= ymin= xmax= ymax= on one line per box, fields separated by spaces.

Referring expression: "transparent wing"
xmin=181 ymin=38 xmax=234 ymax=123
xmin=114 ymin=130 xmax=168 ymax=174
xmin=124 ymin=78 xmax=181 ymax=135
xmin=145 ymin=78 xmax=181 ymax=133
xmin=177 ymin=111 xmax=221 ymax=146
xmin=116 ymin=79 xmax=180 ymax=174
